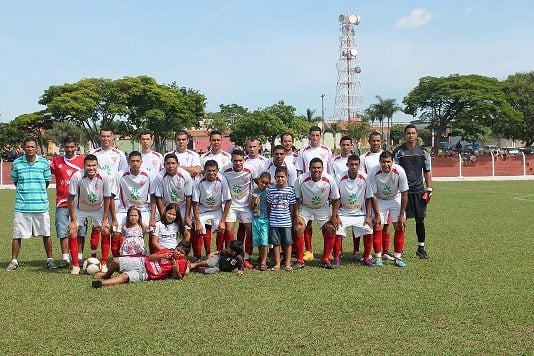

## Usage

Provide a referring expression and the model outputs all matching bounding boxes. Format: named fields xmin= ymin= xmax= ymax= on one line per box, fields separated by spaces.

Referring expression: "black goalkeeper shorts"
xmin=405 ymin=192 xmax=427 ymax=220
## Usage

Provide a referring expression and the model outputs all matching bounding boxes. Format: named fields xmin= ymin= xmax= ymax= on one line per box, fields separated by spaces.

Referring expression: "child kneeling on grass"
xmin=189 ymin=240 xmax=245 ymax=276
xmin=92 ymin=241 xmax=191 ymax=288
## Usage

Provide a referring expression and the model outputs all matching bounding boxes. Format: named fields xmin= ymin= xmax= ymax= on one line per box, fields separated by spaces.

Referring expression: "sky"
xmin=1 ymin=0 xmax=533 ymax=123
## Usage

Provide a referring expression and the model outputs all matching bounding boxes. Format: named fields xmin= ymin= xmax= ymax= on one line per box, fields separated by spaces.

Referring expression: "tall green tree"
xmin=345 ymin=121 xmax=372 ymax=144
xmin=403 ymin=74 xmax=520 ymax=148
xmin=370 ymin=96 xmax=401 ymax=144
xmin=11 ymin=111 xmax=54 ymax=154
xmin=502 ymin=71 xmax=534 ymax=146
xmin=42 ymin=121 xmax=90 ymax=148
xmin=323 ymin=121 xmax=346 ymax=150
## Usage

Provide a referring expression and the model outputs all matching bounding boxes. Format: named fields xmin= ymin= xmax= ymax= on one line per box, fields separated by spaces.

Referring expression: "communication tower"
xmin=332 ymin=14 xmax=364 ymax=122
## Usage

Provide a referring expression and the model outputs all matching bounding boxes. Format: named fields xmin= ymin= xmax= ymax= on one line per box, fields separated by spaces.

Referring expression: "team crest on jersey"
xmin=66 ymin=169 xmax=74 ymax=177
xmin=170 ymin=189 xmax=179 ymax=202
xmin=311 ymin=196 xmax=322 ymax=207
xmin=174 ymin=182 xmax=182 ymax=190
xmin=382 ymin=185 xmax=392 ymax=196
xmin=130 ymin=187 xmax=141 ymax=200
xmin=206 ymin=196 xmax=216 ymax=207
xmin=152 ymin=159 xmax=159 ymax=166
xmin=112 ymin=157 xmax=118 ymax=163
xmin=102 ymin=164 xmax=111 ymax=173
xmin=348 ymin=193 xmax=358 ymax=205
xmin=88 ymin=191 xmax=97 ymax=204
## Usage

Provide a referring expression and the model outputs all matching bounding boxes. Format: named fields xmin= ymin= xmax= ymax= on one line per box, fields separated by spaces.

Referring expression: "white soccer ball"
xmin=82 ymin=257 xmax=102 ymax=275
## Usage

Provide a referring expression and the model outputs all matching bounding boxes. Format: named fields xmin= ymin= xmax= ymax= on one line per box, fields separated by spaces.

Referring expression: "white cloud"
xmin=396 ymin=8 xmax=433 ymax=29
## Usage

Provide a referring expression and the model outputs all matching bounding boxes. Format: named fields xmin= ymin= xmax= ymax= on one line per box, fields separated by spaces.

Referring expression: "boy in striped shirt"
xmin=266 ymin=166 xmax=296 ymax=271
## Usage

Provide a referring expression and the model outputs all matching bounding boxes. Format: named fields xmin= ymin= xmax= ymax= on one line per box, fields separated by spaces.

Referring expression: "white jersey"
xmin=69 ymin=169 xmax=112 ymax=211
xmin=294 ymin=172 xmax=340 ymax=209
xmin=245 ymin=155 xmax=268 ymax=176
xmin=201 ymin=150 xmax=231 ymax=169
xmin=141 ymin=150 xmax=164 ymax=178
xmin=153 ymin=168 xmax=193 ymax=209
xmin=193 ymin=174 xmax=231 ymax=213
xmin=295 ymin=145 xmax=333 ymax=174
xmin=153 ymin=221 xmax=179 ymax=249
xmin=220 ymin=163 xmax=257 ymax=209
xmin=263 ymin=159 xmax=297 ymax=187
xmin=90 ymin=147 xmax=128 ymax=177
xmin=331 ymin=154 xmax=349 ymax=180
xmin=336 ymin=170 xmax=372 ymax=216
xmin=369 ymin=164 xmax=409 ymax=201
xmin=116 ymin=169 xmax=153 ymax=212
xmin=361 ymin=150 xmax=382 ymax=174
xmin=284 ymin=152 xmax=298 ymax=167
xmin=168 ymin=149 xmax=201 ymax=169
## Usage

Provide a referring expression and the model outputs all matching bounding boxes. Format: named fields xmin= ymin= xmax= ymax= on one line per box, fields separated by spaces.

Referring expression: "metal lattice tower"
xmin=332 ymin=14 xmax=364 ymax=122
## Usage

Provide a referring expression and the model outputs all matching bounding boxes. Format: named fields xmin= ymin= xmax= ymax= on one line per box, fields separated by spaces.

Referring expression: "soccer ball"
xmin=82 ymin=257 xmax=102 ymax=275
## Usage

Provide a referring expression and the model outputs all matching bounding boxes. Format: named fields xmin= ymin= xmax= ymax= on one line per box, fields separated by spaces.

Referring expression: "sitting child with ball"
xmin=91 ymin=240 xmax=191 ymax=288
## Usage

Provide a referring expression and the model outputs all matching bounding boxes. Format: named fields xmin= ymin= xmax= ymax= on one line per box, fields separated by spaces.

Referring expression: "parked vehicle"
xmin=504 ymin=147 xmax=519 ymax=156
xmin=519 ymin=147 xmax=533 ymax=154
xmin=481 ymin=145 xmax=499 ymax=154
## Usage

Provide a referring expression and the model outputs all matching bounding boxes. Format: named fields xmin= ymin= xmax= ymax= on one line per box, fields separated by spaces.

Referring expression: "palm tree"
xmin=371 ymin=96 xmax=401 ymax=144
xmin=303 ymin=108 xmax=322 ymax=123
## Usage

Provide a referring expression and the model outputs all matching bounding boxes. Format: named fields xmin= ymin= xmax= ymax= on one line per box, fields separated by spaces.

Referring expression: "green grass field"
xmin=1 ymin=181 xmax=533 ymax=355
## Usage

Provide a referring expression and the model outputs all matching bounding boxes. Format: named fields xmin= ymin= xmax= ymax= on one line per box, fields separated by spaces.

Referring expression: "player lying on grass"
xmin=91 ymin=241 xmax=191 ymax=288
xmin=189 ymin=240 xmax=245 ymax=276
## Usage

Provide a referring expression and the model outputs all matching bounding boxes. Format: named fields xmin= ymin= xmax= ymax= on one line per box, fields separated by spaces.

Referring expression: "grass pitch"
xmin=0 ymin=181 xmax=533 ymax=355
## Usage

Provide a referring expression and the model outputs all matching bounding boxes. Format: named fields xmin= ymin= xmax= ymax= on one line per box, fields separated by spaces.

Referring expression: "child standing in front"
xmin=248 ymin=172 xmax=271 ymax=271
xmin=266 ymin=166 xmax=296 ymax=271
xmin=150 ymin=203 xmax=185 ymax=252
xmin=119 ymin=206 xmax=147 ymax=257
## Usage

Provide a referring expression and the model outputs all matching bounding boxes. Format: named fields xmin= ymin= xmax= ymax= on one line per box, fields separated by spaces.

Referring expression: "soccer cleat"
xmin=331 ymin=259 xmax=341 ymax=269
xmin=243 ymin=259 xmax=254 ymax=270
xmin=46 ymin=260 xmax=58 ymax=269
xmin=319 ymin=261 xmax=336 ymax=269
xmin=303 ymin=251 xmax=314 ymax=261
xmin=292 ymin=261 xmax=305 ymax=270
xmin=416 ymin=247 xmax=429 ymax=259
xmin=375 ymin=258 xmax=383 ymax=267
xmin=353 ymin=252 xmax=363 ymax=262
xmin=92 ymin=280 xmax=103 ymax=288
xmin=395 ymin=258 xmax=407 ymax=268
xmin=100 ymin=264 xmax=108 ymax=273
xmin=57 ymin=260 xmax=71 ymax=269
xmin=6 ymin=261 xmax=18 ymax=271
xmin=362 ymin=258 xmax=375 ymax=267
xmin=70 ymin=266 xmax=81 ymax=275
xmin=382 ymin=252 xmax=395 ymax=261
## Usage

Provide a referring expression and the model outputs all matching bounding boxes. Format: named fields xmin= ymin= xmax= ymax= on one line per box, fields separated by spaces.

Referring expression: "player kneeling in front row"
xmin=91 ymin=241 xmax=191 ymax=288
xmin=335 ymin=155 xmax=376 ymax=267
xmin=189 ymin=240 xmax=245 ymax=276
xmin=293 ymin=158 xmax=340 ymax=269
xmin=368 ymin=151 xmax=409 ymax=267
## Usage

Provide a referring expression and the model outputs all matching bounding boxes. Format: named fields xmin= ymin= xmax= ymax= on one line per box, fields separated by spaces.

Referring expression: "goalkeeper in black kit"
xmin=393 ymin=124 xmax=433 ymax=259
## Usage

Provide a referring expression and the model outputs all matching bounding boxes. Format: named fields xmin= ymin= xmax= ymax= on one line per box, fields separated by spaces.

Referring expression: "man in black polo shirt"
xmin=393 ymin=124 xmax=433 ymax=258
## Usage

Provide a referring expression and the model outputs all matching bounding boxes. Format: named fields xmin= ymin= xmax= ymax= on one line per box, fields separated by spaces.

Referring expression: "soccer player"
xmin=67 ymin=154 xmax=112 ymax=274
xmin=114 ymin=151 xmax=153 ymax=257
xmin=152 ymin=153 xmax=193 ymax=240
xmin=335 ymin=155 xmax=375 ymax=267
xmin=7 ymin=137 xmax=57 ymax=271
xmin=245 ymin=138 xmax=268 ymax=175
xmin=295 ymin=126 xmax=334 ymax=261
xmin=168 ymin=130 xmax=202 ymax=179
xmin=266 ymin=166 xmax=297 ymax=271
xmin=264 ymin=145 xmax=297 ymax=187
xmin=394 ymin=124 xmax=433 ymax=258
xmin=331 ymin=135 xmax=354 ymax=180
xmin=50 ymin=136 xmax=86 ymax=268
xmin=220 ymin=149 xmax=258 ymax=269
xmin=200 ymin=130 xmax=231 ymax=169
xmin=91 ymin=241 xmax=191 ymax=288
xmin=192 ymin=160 xmax=232 ymax=259
xmin=281 ymin=132 xmax=298 ymax=166
xmin=368 ymin=151 xmax=409 ymax=267
xmin=293 ymin=158 xmax=340 ymax=269
xmin=90 ymin=128 xmax=127 ymax=270
xmin=139 ymin=131 xmax=164 ymax=178
xmin=361 ymin=131 xmax=394 ymax=262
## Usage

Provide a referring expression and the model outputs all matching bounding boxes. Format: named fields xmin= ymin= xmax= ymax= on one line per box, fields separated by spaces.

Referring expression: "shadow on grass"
xmin=1 ymin=259 xmax=70 ymax=272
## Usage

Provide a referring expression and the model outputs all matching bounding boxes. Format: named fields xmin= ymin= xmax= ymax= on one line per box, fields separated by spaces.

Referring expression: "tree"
xmin=11 ymin=111 xmax=54 ymax=154
xmin=345 ymin=121 xmax=372 ymax=144
xmin=204 ymin=112 xmax=230 ymax=132
xmin=389 ymin=124 xmax=405 ymax=146
xmin=302 ymin=108 xmax=322 ymax=123
xmin=323 ymin=121 xmax=346 ymax=150
xmin=370 ymin=96 xmax=401 ymax=144
xmin=229 ymin=101 xmax=311 ymax=148
xmin=42 ymin=121 xmax=90 ymax=148
xmin=403 ymin=74 xmax=520 ymax=149
xmin=0 ymin=122 xmax=26 ymax=158
xmin=502 ymin=71 xmax=534 ymax=146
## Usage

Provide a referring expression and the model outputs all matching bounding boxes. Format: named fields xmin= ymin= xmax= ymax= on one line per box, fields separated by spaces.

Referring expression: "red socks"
xmin=69 ymin=237 xmax=80 ymax=267
xmin=204 ymin=231 xmax=212 ymax=256
xmin=373 ymin=229 xmax=383 ymax=254
xmin=101 ymin=233 xmax=110 ymax=264
xmin=224 ymin=230 xmax=234 ymax=249
xmin=192 ymin=231 xmax=203 ymax=259
xmin=363 ymin=234 xmax=373 ymax=259
xmin=295 ymin=235 xmax=305 ymax=263
xmin=216 ymin=231 xmax=224 ymax=251
xmin=304 ymin=225 xmax=313 ymax=252
xmin=90 ymin=228 xmax=100 ymax=257
xmin=245 ymin=231 xmax=253 ymax=256
xmin=394 ymin=230 xmax=405 ymax=254
xmin=333 ymin=235 xmax=343 ymax=261
xmin=383 ymin=232 xmax=391 ymax=253
xmin=111 ymin=234 xmax=123 ymax=257
xmin=321 ymin=233 xmax=336 ymax=263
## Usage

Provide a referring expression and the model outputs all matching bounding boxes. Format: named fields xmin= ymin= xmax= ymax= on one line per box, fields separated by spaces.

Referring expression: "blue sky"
xmin=1 ymin=0 xmax=533 ymax=123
